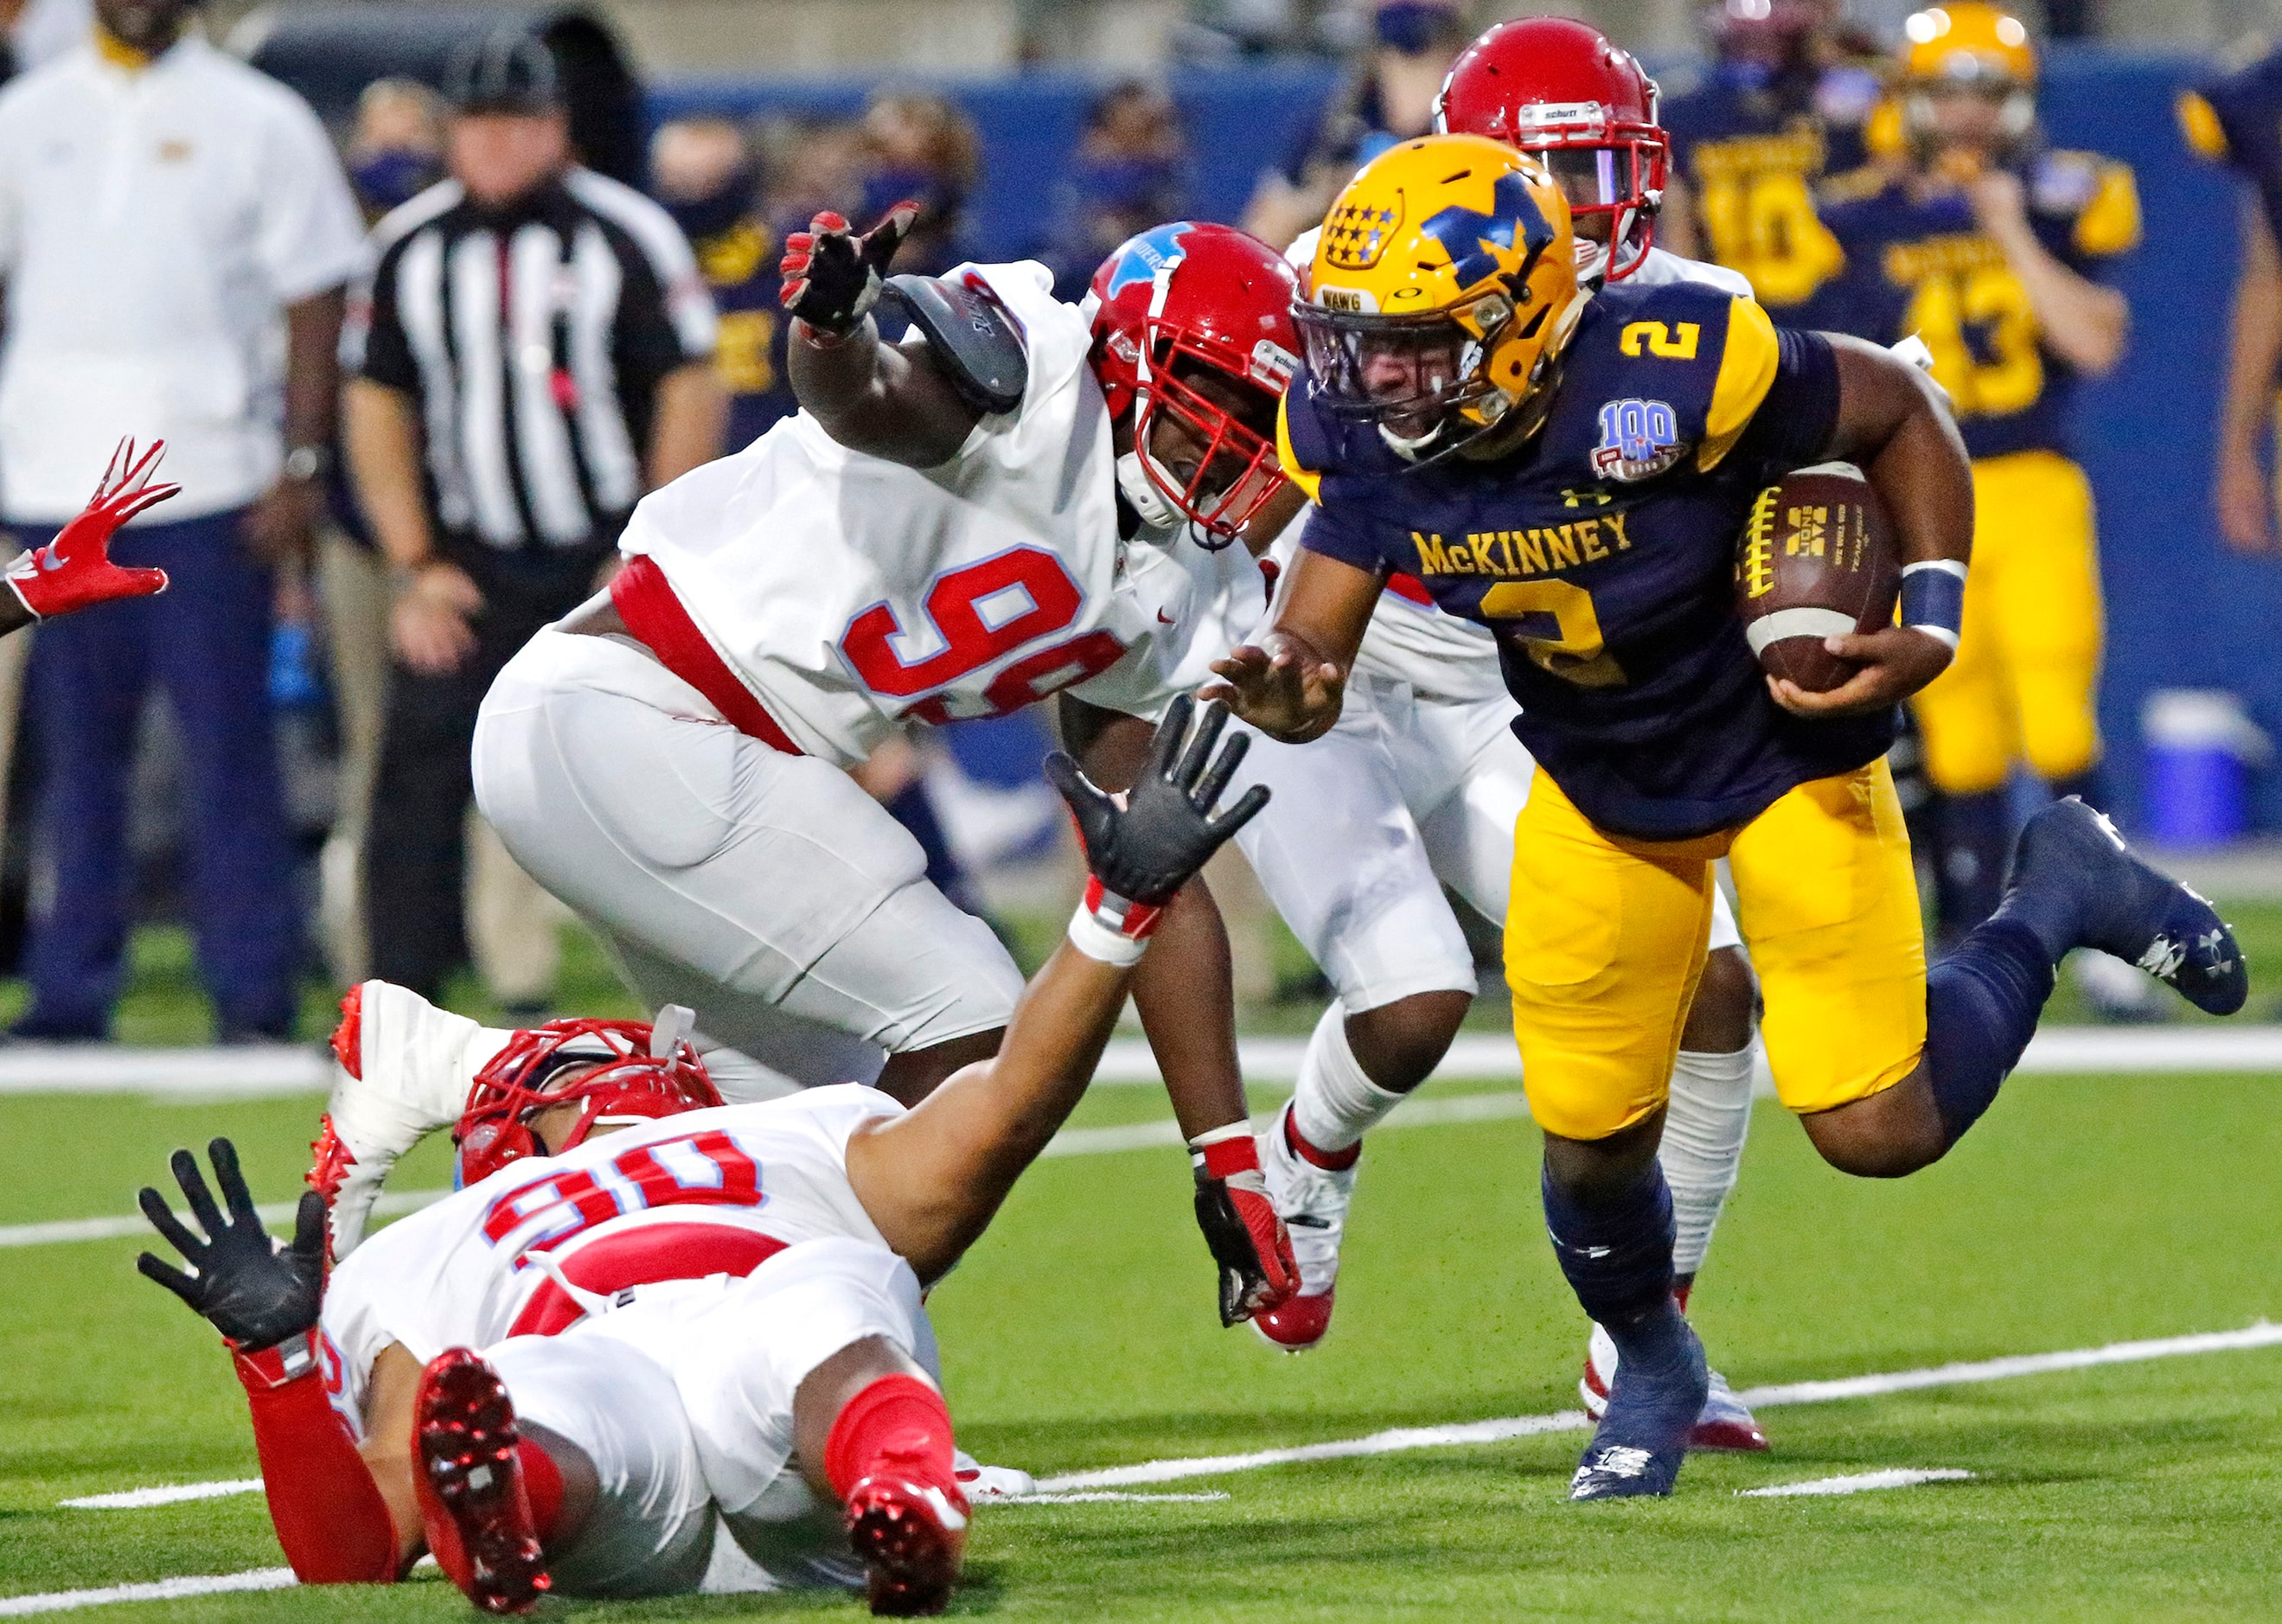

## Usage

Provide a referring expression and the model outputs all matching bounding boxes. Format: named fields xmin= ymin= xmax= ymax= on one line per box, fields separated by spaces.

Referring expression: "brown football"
xmin=1734 ymin=466 xmax=1901 ymax=694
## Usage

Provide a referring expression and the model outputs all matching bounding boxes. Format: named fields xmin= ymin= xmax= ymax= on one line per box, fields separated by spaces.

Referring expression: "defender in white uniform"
xmin=1225 ymin=18 xmax=1772 ymax=1453
xmin=139 ymin=700 xmax=1270 ymax=1617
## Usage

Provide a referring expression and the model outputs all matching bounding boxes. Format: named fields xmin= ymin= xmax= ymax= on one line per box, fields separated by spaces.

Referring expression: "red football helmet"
xmin=1435 ymin=17 xmax=1668 ymax=284
xmin=453 ymin=1013 xmax=721 ymax=1186
xmin=1087 ymin=221 xmax=1301 ymax=550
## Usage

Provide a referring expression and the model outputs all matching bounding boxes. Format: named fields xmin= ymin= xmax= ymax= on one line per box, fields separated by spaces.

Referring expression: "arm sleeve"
xmin=232 ymin=1335 xmax=401 ymax=1583
xmin=1729 ymin=327 xmax=1841 ymax=470
xmin=256 ymin=93 xmax=369 ymax=303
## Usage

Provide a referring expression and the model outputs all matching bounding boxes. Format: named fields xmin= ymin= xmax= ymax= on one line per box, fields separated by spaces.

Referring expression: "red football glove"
xmin=780 ymin=201 xmax=919 ymax=338
xmin=1192 ymin=1128 xmax=1300 ymax=1326
xmin=5 ymin=438 xmax=176 ymax=620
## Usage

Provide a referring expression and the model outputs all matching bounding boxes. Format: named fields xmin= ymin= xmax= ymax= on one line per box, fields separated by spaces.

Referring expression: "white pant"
xmin=1231 ymin=671 xmax=1738 ymax=1010
xmin=487 ymin=1237 xmax=935 ymax=1598
xmin=473 ymin=630 xmax=1023 ymax=1092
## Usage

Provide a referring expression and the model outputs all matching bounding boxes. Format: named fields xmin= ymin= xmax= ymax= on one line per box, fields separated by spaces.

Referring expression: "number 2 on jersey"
xmin=1479 ymin=579 xmax=1627 ymax=688
xmin=839 ymin=546 xmax=1128 ymax=723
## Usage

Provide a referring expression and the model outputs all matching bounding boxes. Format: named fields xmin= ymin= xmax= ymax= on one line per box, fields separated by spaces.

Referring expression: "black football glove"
xmin=780 ymin=201 xmax=919 ymax=338
xmin=1193 ymin=1154 xmax=1300 ymax=1327
xmin=137 ymin=1138 xmax=324 ymax=1352
xmin=1045 ymin=694 xmax=1269 ymax=908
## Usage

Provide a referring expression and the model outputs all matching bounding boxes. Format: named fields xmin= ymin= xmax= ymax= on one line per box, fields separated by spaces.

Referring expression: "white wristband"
xmin=1066 ymin=905 xmax=1148 ymax=967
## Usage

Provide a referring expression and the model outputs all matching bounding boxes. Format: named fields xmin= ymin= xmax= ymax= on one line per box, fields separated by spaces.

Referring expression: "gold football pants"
xmin=1913 ymin=450 xmax=2105 ymax=795
xmin=1505 ymin=762 xmax=1927 ymax=1141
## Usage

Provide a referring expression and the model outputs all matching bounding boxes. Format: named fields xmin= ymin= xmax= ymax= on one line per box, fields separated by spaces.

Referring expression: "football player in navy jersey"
xmin=1659 ymin=0 xmax=1883 ymax=327
xmin=1819 ymin=5 xmax=2141 ymax=991
xmin=2180 ymin=43 xmax=2282 ymax=555
xmin=1208 ymin=132 xmax=2247 ymax=1501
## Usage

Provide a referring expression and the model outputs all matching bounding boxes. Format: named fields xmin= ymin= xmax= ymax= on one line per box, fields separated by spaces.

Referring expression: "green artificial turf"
xmin=2 ymin=1058 xmax=2278 ymax=1619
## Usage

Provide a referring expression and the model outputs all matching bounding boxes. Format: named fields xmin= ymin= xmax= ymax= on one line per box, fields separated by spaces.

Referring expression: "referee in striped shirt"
xmin=342 ymin=31 xmax=724 ymax=1001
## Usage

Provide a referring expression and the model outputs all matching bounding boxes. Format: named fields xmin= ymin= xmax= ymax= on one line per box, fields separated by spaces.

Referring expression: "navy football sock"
xmin=1541 ymin=1161 xmax=1678 ymax=1350
xmin=1923 ymin=917 xmax=2055 ymax=1147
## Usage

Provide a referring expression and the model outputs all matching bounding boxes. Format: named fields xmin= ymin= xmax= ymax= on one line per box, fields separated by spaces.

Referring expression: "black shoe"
xmin=2008 ymin=798 xmax=2247 ymax=1016
xmin=1569 ymin=1301 xmax=1707 ymax=1501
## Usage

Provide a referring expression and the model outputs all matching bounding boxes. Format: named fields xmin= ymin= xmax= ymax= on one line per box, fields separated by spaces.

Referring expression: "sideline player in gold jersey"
xmin=1210 ymin=133 xmax=2244 ymax=1501
xmin=1820 ymin=5 xmax=2141 ymax=988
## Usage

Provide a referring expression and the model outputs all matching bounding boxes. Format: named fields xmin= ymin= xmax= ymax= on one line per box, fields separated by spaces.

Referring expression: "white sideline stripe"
xmin=6 ymin=1097 xmax=1534 ymax=1256
xmin=4 ymin=1026 xmax=2282 ymax=1099
xmin=1033 ymin=1320 xmax=2282 ymax=1491
xmin=1740 ymin=1467 xmax=1974 ymax=1498
xmin=58 ymin=1479 xmax=261 ymax=1511
xmin=0 ymin=1568 xmax=295 ymax=1616
xmin=0 ymin=1187 xmax=445 ymax=1252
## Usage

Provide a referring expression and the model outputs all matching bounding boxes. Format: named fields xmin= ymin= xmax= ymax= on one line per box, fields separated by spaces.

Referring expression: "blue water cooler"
xmin=2140 ymin=690 xmax=2271 ymax=847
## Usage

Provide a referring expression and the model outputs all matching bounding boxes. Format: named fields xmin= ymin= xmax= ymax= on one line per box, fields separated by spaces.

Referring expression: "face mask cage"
xmin=1131 ymin=329 xmax=1292 ymax=550
xmin=1531 ymin=140 xmax=1665 ymax=282
xmin=1294 ymin=292 xmax=1528 ymax=457
xmin=453 ymin=1019 xmax=721 ymax=1185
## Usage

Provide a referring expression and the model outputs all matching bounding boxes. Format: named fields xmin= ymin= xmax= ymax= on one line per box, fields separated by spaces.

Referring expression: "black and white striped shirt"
xmin=344 ymin=168 xmax=717 ymax=551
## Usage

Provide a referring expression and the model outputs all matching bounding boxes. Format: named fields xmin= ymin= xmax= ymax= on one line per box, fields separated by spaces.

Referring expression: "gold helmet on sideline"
xmin=1298 ymin=134 xmax=1589 ymax=462
xmin=1898 ymin=3 xmax=2037 ymax=157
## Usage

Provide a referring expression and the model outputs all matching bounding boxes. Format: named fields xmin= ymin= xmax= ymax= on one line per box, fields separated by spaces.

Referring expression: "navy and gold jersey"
xmin=1661 ymin=64 xmax=1881 ymax=325
xmin=1819 ymin=153 xmax=2138 ymax=462
xmin=1286 ymin=279 xmax=1883 ymax=842
xmin=687 ymin=214 xmax=797 ymax=451
xmin=2181 ymin=46 xmax=2282 ymax=247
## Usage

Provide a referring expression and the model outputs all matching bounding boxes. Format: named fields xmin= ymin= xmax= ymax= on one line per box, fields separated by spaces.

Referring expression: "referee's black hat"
xmin=443 ymin=29 xmax=563 ymax=115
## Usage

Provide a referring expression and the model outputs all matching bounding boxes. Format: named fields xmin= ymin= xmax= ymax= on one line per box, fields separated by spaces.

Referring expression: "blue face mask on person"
xmin=860 ymin=168 xmax=958 ymax=229
xmin=662 ymin=176 xmax=755 ymax=245
xmin=1374 ymin=1 xmax=1449 ymax=56
xmin=349 ymin=149 xmax=444 ymax=214
xmin=1070 ymin=155 xmax=1181 ymax=215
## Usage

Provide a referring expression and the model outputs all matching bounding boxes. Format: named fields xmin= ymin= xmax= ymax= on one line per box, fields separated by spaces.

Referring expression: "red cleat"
xmin=846 ymin=1466 xmax=968 ymax=1617
xmin=412 ymin=1349 xmax=551 ymax=1615
xmin=1251 ymin=1286 xmax=1336 ymax=1352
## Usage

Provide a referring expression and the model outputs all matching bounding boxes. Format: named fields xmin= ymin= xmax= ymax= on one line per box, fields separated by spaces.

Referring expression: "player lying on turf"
xmin=1231 ymin=16 xmax=1769 ymax=1455
xmin=443 ymin=214 xmax=1302 ymax=1328
xmin=1208 ymin=135 xmax=2247 ymax=1502
xmin=0 ymin=438 xmax=178 ymax=633
xmin=136 ymin=699 xmax=1264 ymax=1616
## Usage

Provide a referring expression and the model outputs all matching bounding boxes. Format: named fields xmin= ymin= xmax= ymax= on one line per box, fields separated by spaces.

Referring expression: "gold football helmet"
xmin=1299 ymin=134 xmax=1589 ymax=460
xmin=1899 ymin=4 xmax=2037 ymax=158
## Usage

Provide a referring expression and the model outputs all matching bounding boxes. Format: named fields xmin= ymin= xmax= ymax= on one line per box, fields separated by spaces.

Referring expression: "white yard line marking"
xmin=1000 ymin=1491 xmax=1230 ymax=1505
xmin=1033 ymin=1320 xmax=2282 ymax=1491
xmin=1739 ymin=1467 xmax=1974 ymax=1498
xmin=0 ymin=1569 xmax=296 ymax=1616
xmin=26 ymin=1325 xmax=2282 ymax=1613
xmin=0 ymin=1187 xmax=446 ymax=1252
xmin=58 ymin=1480 xmax=261 ymax=1511
xmin=3 ymin=1025 xmax=2280 ymax=1099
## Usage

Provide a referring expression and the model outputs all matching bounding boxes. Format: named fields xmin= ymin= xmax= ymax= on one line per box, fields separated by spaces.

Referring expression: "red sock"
xmin=516 ymin=1439 xmax=564 ymax=1541
xmin=1283 ymin=1109 xmax=1360 ymax=1173
xmin=823 ymin=1374 xmax=961 ymax=1505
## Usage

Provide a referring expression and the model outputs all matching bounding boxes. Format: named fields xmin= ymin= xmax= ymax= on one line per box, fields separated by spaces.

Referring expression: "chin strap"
xmin=231 ymin=1333 xmax=402 ymax=1583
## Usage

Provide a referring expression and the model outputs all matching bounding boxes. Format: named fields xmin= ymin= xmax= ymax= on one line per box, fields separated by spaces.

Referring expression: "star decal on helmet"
xmin=1322 ymin=198 xmax=1405 ymax=270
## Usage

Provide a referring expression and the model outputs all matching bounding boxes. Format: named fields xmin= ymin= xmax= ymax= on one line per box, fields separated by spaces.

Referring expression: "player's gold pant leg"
xmin=1726 ymin=760 xmax=1927 ymax=1115
xmin=1504 ymin=769 xmax=1720 ymax=1141
xmin=1913 ymin=451 xmax=2104 ymax=793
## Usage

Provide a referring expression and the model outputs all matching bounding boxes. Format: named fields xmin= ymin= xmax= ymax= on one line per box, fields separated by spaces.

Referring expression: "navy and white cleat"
xmin=1569 ymin=1306 xmax=1709 ymax=1501
xmin=1582 ymin=1320 xmax=1767 ymax=1452
xmin=2010 ymin=798 xmax=2247 ymax=1016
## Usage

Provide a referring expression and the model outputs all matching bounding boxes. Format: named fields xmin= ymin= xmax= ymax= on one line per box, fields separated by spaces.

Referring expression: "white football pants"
xmin=473 ymin=630 xmax=1023 ymax=1096
xmin=485 ymin=1237 xmax=936 ymax=1598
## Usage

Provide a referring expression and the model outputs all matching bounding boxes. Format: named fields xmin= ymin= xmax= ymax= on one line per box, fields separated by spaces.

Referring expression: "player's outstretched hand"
xmin=4 ymin=438 xmax=176 ymax=622
xmin=1201 ymin=632 xmax=1345 ymax=744
xmin=1045 ymin=694 xmax=1269 ymax=907
xmin=137 ymin=1138 xmax=324 ymax=1352
xmin=780 ymin=201 xmax=920 ymax=339
xmin=1767 ymin=625 xmax=1953 ymax=719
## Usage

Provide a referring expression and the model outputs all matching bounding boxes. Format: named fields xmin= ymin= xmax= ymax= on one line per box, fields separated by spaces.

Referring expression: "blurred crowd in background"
xmin=0 ymin=0 xmax=2272 ymax=1039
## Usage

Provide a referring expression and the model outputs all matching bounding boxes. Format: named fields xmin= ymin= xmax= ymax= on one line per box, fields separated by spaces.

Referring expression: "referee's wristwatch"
xmin=281 ymin=444 xmax=332 ymax=485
